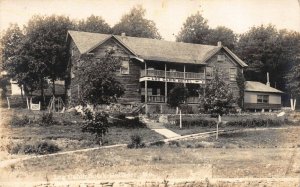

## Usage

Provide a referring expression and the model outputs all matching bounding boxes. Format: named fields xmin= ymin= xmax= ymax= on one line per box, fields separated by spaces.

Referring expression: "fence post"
xmin=216 ymin=115 xmax=221 ymax=140
xmin=6 ymin=97 xmax=10 ymax=109
xmin=179 ymin=110 xmax=182 ymax=129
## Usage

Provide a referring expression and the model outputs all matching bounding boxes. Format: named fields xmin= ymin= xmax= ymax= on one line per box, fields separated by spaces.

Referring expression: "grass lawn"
xmin=1 ymin=108 xmax=300 ymax=183
xmin=0 ymin=108 xmax=164 ymax=156
xmin=0 ymin=147 xmax=298 ymax=182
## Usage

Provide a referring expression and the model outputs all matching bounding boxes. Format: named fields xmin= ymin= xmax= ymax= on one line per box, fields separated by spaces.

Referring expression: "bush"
xmin=127 ymin=134 xmax=145 ymax=149
xmin=111 ymin=117 xmax=146 ymax=128
xmin=226 ymin=117 xmax=283 ymax=128
xmin=39 ymin=112 xmax=59 ymax=126
xmin=7 ymin=141 xmax=60 ymax=155
xmin=175 ymin=118 xmax=217 ymax=128
xmin=168 ymin=140 xmax=180 ymax=148
xmin=82 ymin=109 xmax=109 ymax=145
xmin=10 ymin=115 xmax=31 ymax=127
xmin=149 ymin=140 xmax=165 ymax=147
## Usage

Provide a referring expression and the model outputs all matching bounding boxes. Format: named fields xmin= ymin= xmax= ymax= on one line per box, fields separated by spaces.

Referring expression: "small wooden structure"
xmin=244 ymin=81 xmax=283 ymax=112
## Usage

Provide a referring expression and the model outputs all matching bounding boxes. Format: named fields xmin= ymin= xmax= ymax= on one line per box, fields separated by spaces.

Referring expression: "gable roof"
xmin=245 ymin=81 xmax=283 ymax=94
xmin=67 ymin=30 xmax=247 ymax=67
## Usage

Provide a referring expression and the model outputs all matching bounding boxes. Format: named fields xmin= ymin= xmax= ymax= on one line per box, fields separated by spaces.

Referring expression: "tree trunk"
xmin=52 ymin=77 xmax=56 ymax=97
xmin=20 ymin=85 xmax=24 ymax=101
xmin=40 ymin=77 xmax=45 ymax=107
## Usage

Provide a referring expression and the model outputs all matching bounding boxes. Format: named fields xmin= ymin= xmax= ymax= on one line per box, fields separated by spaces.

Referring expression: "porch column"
xmin=145 ymin=80 xmax=148 ymax=113
xmin=165 ymin=63 xmax=167 ymax=103
xmin=145 ymin=62 xmax=148 ymax=113
xmin=183 ymin=65 xmax=186 ymax=87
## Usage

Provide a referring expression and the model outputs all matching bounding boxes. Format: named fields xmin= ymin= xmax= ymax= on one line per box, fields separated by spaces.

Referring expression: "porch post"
xmin=183 ymin=64 xmax=186 ymax=87
xmin=165 ymin=63 xmax=167 ymax=103
xmin=145 ymin=61 xmax=148 ymax=114
xmin=145 ymin=80 xmax=148 ymax=114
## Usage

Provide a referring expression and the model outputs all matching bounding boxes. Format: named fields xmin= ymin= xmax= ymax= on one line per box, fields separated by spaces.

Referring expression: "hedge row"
xmin=174 ymin=117 xmax=286 ymax=128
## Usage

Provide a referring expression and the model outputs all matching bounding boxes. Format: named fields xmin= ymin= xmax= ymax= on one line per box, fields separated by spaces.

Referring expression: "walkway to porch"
xmin=141 ymin=116 xmax=180 ymax=139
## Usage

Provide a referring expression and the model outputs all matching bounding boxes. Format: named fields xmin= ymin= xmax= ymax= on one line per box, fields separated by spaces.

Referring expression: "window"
xmin=206 ymin=67 xmax=213 ymax=78
xmin=217 ymin=55 xmax=225 ymax=62
xmin=141 ymin=88 xmax=153 ymax=96
xmin=229 ymin=68 xmax=237 ymax=81
xmin=257 ymin=95 xmax=269 ymax=103
xmin=120 ymin=60 xmax=129 ymax=74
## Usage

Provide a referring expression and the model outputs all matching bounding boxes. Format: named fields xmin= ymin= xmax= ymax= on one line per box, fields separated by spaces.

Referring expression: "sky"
xmin=0 ymin=0 xmax=300 ymax=41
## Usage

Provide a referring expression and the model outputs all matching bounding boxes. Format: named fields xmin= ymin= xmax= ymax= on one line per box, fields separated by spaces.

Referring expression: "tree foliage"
xmin=236 ymin=70 xmax=246 ymax=109
xmin=206 ymin=26 xmax=236 ymax=49
xmin=113 ymin=6 xmax=161 ymax=39
xmin=176 ymin=12 xmax=236 ymax=49
xmin=236 ymin=25 xmax=300 ymax=92
xmin=75 ymin=50 xmax=124 ymax=106
xmin=200 ymin=69 xmax=234 ymax=116
xmin=24 ymin=15 xmax=75 ymax=95
xmin=77 ymin=15 xmax=112 ymax=34
xmin=167 ymin=84 xmax=189 ymax=108
xmin=82 ymin=109 xmax=109 ymax=145
xmin=1 ymin=24 xmax=24 ymax=62
xmin=176 ymin=11 xmax=210 ymax=44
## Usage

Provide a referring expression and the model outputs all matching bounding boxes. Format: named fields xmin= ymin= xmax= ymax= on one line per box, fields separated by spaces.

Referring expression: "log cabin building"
xmin=66 ymin=30 xmax=248 ymax=113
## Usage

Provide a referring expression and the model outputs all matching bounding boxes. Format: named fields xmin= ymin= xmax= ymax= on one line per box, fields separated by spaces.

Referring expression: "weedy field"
xmin=1 ymin=107 xmax=300 ymax=185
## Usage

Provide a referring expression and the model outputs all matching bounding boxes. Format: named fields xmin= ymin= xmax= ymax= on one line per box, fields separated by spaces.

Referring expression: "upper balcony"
xmin=140 ymin=69 xmax=205 ymax=81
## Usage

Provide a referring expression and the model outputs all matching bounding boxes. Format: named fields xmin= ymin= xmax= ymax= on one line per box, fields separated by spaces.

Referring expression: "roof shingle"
xmin=67 ymin=30 xmax=247 ymax=66
xmin=245 ymin=81 xmax=283 ymax=93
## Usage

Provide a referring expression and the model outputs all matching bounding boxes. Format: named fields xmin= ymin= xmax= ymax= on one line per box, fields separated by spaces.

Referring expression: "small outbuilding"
xmin=244 ymin=81 xmax=283 ymax=112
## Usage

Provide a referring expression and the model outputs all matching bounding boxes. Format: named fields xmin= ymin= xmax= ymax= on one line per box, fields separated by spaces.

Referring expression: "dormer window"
xmin=217 ymin=55 xmax=225 ymax=62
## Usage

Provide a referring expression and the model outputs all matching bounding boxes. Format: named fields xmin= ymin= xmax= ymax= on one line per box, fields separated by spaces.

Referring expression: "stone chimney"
xmin=266 ymin=72 xmax=270 ymax=86
xmin=217 ymin=41 xmax=222 ymax=47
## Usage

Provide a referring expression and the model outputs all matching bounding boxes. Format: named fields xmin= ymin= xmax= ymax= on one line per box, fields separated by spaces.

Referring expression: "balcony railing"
xmin=140 ymin=69 xmax=204 ymax=80
xmin=147 ymin=95 xmax=165 ymax=103
xmin=145 ymin=96 xmax=199 ymax=103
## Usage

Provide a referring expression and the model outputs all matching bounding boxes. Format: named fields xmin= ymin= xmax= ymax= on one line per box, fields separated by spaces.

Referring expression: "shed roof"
xmin=67 ymin=30 xmax=248 ymax=66
xmin=245 ymin=81 xmax=283 ymax=93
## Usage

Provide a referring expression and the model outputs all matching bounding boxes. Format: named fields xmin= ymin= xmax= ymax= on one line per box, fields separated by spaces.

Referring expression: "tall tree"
xmin=0 ymin=24 xmax=36 ymax=98
xmin=206 ymin=26 xmax=237 ymax=49
xmin=176 ymin=11 xmax=210 ymax=44
xmin=74 ymin=49 xmax=124 ymax=106
xmin=77 ymin=15 xmax=112 ymax=34
xmin=0 ymin=24 xmax=24 ymax=62
xmin=24 ymin=15 xmax=75 ymax=97
xmin=113 ymin=6 xmax=161 ymax=39
xmin=236 ymin=25 xmax=300 ymax=92
xmin=199 ymin=69 xmax=234 ymax=116
xmin=236 ymin=25 xmax=281 ymax=88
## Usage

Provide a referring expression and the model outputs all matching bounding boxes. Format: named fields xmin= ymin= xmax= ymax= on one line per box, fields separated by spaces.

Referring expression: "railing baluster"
xmin=141 ymin=69 xmax=204 ymax=80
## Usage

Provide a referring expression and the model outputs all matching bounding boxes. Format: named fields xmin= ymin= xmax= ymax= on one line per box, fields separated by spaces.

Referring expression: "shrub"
xmin=111 ymin=117 xmax=146 ymax=128
xmin=175 ymin=118 xmax=217 ymax=128
xmin=226 ymin=117 xmax=283 ymax=128
xmin=10 ymin=115 xmax=31 ymax=127
xmin=149 ymin=140 xmax=165 ymax=147
xmin=82 ymin=109 xmax=109 ymax=145
xmin=7 ymin=141 xmax=60 ymax=155
xmin=39 ymin=112 xmax=59 ymax=126
xmin=168 ymin=140 xmax=180 ymax=148
xmin=127 ymin=134 xmax=145 ymax=149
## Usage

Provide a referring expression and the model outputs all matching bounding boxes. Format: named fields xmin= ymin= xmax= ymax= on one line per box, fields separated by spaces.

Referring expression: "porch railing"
xmin=140 ymin=69 xmax=204 ymax=80
xmin=147 ymin=95 xmax=165 ymax=103
xmin=186 ymin=97 xmax=200 ymax=103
